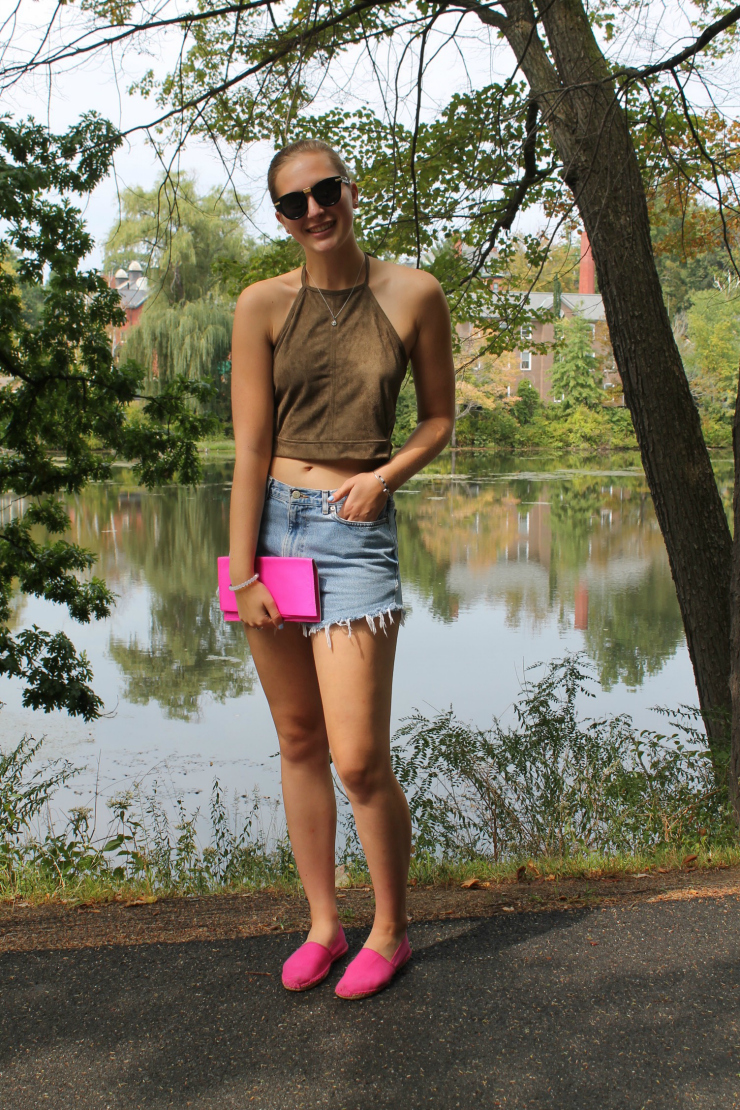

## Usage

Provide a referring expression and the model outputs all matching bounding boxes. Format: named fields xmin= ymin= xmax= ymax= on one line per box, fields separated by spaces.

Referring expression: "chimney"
xmin=579 ymin=230 xmax=595 ymax=295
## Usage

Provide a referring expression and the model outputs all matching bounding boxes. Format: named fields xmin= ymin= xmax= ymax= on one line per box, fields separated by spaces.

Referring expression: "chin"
xmin=303 ymin=234 xmax=340 ymax=253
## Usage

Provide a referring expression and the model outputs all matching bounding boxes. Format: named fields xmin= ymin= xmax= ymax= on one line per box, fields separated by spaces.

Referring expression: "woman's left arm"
xmin=330 ymin=272 xmax=455 ymax=519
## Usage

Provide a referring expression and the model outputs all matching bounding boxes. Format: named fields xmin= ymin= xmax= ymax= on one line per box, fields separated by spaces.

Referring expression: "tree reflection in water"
xmin=57 ymin=453 xmax=732 ymax=718
xmin=66 ymin=466 xmax=255 ymax=720
xmin=395 ymin=453 xmax=703 ymax=690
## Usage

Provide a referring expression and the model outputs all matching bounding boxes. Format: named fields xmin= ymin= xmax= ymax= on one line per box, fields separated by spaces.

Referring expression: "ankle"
xmin=367 ymin=919 xmax=408 ymax=942
xmin=362 ymin=921 xmax=408 ymax=961
xmin=306 ymin=916 xmax=341 ymax=946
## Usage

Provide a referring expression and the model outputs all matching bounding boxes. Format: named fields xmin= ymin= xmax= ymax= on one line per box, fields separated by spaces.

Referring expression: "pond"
xmin=3 ymin=451 xmax=730 ymax=814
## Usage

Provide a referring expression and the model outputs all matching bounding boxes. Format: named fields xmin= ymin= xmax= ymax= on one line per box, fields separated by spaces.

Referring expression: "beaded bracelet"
xmin=373 ymin=472 xmax=390 ymax=497
xmin=229 ymin=573 xmax=259 ymax=592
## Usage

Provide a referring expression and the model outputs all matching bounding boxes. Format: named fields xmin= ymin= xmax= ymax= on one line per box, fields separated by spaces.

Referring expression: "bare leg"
xmin=246 ymin=623 xmax=339 ymax=947
xmin=311 ymin=621 xmax=411 ymax=960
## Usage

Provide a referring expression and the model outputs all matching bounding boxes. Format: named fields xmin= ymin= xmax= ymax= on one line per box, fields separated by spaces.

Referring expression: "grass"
xmin=198 ymin=436 xmax=237 ymax=457
xmin=5 ymin=845 xmax=738 ymax=908
xmin=1 ymin=656 xmax=737 ymax=907
xmin=404 ymin=843 xmax=740 ymax=887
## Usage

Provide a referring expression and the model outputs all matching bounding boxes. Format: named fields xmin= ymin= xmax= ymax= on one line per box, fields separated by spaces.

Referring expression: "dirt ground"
xmin=1 ymin=864 xmax=738 ymax=953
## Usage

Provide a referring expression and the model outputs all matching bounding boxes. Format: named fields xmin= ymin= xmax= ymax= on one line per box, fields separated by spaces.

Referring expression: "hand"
xmin=329 ymin=471 xmax=389 ymax=521
xmin=235 ymin=580 xmax=283 ymax=630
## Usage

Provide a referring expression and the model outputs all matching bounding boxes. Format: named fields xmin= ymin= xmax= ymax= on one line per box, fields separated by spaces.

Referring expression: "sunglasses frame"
xmin=274 ymin=175 xmax=351 ymax=220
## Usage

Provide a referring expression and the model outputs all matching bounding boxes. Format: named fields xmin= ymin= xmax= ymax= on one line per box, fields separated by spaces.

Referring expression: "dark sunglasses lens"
xmin=279 ymin=192 xmax=308 ymax=220
xmin=311 ymin=177 xmax=342 ymax=206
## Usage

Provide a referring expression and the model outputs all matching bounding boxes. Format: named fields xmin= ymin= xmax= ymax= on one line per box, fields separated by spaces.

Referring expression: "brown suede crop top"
xmin=272 ymin=255 xmax=409 ymax=463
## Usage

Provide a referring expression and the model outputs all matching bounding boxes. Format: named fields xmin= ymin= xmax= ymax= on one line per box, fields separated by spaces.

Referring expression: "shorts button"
xmin=291 ymin=489 xmax=300 ymax=499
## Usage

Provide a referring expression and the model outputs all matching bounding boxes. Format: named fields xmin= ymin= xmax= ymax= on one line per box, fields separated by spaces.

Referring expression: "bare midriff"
xmin=269 ymin=456 xmax=379 ymax=490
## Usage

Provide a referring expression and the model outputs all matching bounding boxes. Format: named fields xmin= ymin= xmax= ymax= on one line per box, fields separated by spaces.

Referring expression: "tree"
xmin=682 ymin=282 xmax=740 ymax=421
xmin=550 ymin=314 xmax=603 ymax=410
xmin=6 ymin=0 xmax=740 ymax=802
xmin=651 ymin=198 xmax=739 ymax=320
xmin=0 ymin=115 xmax=215 ymax=719
xmin=513 ymin=379 xmax=540 ymax=425
xmin=122 ymin=296 xmax=234 ymax=419
xmin=104 ymin=174 xmax=253 ymax=303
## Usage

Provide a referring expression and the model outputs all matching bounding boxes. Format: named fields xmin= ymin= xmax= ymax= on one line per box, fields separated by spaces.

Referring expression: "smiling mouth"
xmin=306 ymin=220 xmax=335 ymax=234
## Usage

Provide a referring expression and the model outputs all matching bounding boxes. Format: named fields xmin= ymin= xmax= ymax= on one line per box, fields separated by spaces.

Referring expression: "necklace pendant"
xmin=331 ymin=319 xmax=337 ymax=326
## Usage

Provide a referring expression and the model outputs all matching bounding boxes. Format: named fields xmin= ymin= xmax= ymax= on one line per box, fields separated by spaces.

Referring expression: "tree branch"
xmin=122 ymin=0 xmax=403 ymax=135
xmin=462 ymin=100 xmax=552 ymax=285
xmin=449 ymin=0 xmax=508 ymax=32
xmin=618 ymin=5 xmax=740 ymax=83
xmin=0 ymin=1 xmax=277 ymax=86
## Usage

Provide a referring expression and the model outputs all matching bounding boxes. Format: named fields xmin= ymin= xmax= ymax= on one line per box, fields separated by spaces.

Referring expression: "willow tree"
xmin=6 ymin=0 xmax=740 ymax=801
xmin=104 ymin=174 xmax=254 ymax=303
xmin=124 ymin=297 xmax=233 ymax=417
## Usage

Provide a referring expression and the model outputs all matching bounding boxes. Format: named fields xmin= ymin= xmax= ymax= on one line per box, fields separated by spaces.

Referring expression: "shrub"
xmin=389 ymin=656 xmax=729 ymax=861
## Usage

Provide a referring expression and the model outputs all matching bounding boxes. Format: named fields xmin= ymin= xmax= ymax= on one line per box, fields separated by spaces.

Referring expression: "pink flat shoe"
xmin=281 ymin=926 xmax=349 ymax=992
xmin=335 ymin=934 xmax=412 ymax=1000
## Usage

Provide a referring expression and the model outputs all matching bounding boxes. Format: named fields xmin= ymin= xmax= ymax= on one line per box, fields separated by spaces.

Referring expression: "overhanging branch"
xmin=122 ymin=0 xmax=403 ymax=136
xmin=618 ymin=4 xmax=740 ymax=84
xmin=462 ymin=100 xmax=552 ymax=285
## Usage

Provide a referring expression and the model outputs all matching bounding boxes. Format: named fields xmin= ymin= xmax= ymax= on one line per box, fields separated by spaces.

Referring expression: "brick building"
xmin=461 ymin=232 xmax=621 ymax=404
xmin=108 ymin=260 xmax=149 ymax=354
xmin=510 ymin=288 xmax=618 ymax=403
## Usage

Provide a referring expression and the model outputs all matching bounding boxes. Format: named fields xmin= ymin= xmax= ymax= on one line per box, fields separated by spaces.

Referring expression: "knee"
xmin=334 ymin=755 xmax=389 ymax=803
xmin=278 ymin=717 xmax=328 ymax=765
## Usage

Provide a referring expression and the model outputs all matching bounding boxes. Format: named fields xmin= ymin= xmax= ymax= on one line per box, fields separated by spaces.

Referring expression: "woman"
xmin=229 ymin=139 xmax=454 ymax=999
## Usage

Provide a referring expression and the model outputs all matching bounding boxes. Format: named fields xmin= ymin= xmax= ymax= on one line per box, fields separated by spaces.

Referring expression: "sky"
xmin=2 ymin=0 xmax=738 ymax=269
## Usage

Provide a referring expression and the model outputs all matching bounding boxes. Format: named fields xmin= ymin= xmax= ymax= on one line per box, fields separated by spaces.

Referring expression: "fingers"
xmin=238 ymin=585 xmax=284 ymax=631
xmin=328 ymin=479 xmax=353 ymax=503
xmin=264 ymin=596 xmax=284 ymax=630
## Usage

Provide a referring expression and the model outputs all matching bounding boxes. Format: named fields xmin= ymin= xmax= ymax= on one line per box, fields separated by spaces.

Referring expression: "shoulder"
xmin=369 ymin=257 xmax=446 ymax=310
xmin=234 ymin=268 xmax=301 ymax=327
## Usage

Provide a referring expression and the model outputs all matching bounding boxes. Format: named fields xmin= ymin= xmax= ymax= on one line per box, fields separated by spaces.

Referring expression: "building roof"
xmin=114 ymin=268 xmax=128 ymax=279
xmin=518 ymin=291 xmax=606 ymax=321
xmin=118 ymin=286 xmax=149 ymax=311
xmin=128 ymin=260 xmax=143 ymax=272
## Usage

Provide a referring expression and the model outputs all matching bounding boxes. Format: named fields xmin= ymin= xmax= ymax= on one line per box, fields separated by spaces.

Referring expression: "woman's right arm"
xmin=229 ymin=284 xmax=282 ymax=630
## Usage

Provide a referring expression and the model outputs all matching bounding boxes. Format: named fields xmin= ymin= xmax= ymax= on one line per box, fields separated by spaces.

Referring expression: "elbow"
xmin=438 ymin=415 xmax=454 ymax=448
xmin=418 ymin=414 xmax=454 ymax=450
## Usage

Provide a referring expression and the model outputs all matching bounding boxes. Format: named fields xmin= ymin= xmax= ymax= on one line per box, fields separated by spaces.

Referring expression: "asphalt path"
xmin=0 ymin=896 xmax=738 ymax=1109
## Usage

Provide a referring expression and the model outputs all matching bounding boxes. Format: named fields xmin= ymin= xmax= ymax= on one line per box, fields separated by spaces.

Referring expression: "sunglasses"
xmin=274 ymin=175 xmax=350 ymax=220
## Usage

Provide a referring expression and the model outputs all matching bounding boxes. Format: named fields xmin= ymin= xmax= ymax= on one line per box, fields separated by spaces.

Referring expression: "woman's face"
xmin=273 ymin=152 xmax=359 ymax=255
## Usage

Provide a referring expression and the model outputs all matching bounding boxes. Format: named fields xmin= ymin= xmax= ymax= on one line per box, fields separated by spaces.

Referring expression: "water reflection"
xmin=395 ymin=464 xmax=686 ymax=690
xmin=32 ymin=452 xmax=726 ymax=719
xmin=65 ymin=472 xmax=256 ymax=720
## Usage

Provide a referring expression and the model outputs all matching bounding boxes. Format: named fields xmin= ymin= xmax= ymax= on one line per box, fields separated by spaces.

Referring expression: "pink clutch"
xmin=217 ymin=556 xmax=321 ymax=623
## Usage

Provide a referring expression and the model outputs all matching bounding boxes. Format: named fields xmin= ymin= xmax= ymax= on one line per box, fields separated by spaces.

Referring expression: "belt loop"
xmin=321 ymin=489 xmax=328 ymax=515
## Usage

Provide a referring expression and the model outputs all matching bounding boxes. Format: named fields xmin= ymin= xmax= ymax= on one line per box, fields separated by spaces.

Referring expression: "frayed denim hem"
xmin=302 ymin=606 xmax=406 ymax=648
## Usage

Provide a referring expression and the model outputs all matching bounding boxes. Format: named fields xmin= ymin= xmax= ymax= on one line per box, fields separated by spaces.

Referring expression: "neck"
xmin=303 ymin=240 xmax=366 ymax=289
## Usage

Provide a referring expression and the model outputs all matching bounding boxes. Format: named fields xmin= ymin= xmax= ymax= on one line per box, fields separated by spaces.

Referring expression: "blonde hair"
xmin=267 ymin=140 xmax=352 ymax=201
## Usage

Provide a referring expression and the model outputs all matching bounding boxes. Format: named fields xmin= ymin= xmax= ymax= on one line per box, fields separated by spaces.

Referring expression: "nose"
xmin=305 ymin=194 xmax=325 ymax=219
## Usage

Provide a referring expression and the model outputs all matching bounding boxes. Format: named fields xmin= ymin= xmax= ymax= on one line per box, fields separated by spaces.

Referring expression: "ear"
xmin=350 ymin=181 xmax=359 ymax=209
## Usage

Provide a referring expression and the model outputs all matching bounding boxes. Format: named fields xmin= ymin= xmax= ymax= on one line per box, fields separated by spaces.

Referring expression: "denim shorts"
xmin=256 ymin=476 xmax=404 ymax=643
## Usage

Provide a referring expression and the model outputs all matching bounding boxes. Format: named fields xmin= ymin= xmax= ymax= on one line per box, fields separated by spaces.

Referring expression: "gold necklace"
xmin=304 ymin=256 xmax=366 ymax=327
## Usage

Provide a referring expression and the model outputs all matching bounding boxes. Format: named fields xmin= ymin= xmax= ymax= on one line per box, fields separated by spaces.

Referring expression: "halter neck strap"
xmin=301 ymin=253 xmax=369 ymax=292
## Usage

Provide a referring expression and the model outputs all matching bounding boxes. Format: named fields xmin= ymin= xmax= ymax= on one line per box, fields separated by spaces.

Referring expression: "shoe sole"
xmin=335 ymin=951 xmax=412 ymax=1000
xmin=282 ymin=945 xmax=349 ymax=992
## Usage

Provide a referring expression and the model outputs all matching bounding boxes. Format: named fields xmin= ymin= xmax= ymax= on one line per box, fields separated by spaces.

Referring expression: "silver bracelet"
xmin=373 ymin=472 xmax=390 ymax=497
xmin=229 ymin=573 xmax=259 ymax=592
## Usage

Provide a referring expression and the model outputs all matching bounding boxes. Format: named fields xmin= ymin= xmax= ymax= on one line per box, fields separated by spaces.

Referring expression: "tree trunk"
xmin=491 ymin=0 xmax=734 ymax=761
xmin=729 ymin=368 xmax=740 ymax=818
